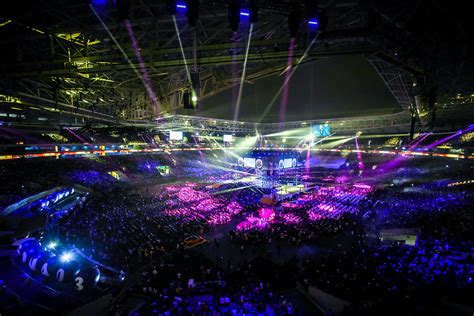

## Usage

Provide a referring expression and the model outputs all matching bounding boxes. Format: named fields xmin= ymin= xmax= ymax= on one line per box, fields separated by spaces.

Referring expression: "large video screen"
xmin=312 ymin=124 xmax=331 ymax=137
xmin=223 ymin=134 xmax=233 ymax=142
xmin=243 ymin=157 xmax=256 ymax=168
xmin=169 ymin=131 xmax=183 ymax=140
xmin=283 ymin=158 xmax=293 ymax=168
xmin=156 ymin=165 xmax=170 ymax=175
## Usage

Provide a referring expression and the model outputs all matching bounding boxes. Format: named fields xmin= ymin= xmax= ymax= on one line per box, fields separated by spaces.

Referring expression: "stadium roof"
xmin=0 ymin=0 xmax=472 ymax=128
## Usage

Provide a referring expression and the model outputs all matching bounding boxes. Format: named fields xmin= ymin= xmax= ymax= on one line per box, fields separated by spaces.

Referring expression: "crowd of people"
xmin=370 ymin=185 xmax=473 ymax=245
xmin=54 ymin=175 xmax=268 ymax=272
xmin=1 ymin=151 xmax=473 ymax=315
xmin=124 ymin=252 xmax=302 ymax=315
xmin=299 ymin=239 xmax=474 ymax=315
xmin=295 ymin=159 xmax=474 ymax=315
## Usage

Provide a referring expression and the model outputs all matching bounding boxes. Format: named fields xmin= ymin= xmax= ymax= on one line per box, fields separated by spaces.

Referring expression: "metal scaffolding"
xmin=1 ymin=0 xmax=471 ymax=127
xmin=145 ymin=111 xmax=412 ymax=135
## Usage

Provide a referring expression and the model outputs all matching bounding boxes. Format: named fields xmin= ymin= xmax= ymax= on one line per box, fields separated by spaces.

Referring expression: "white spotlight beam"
xmin=172 ymin=15 xmax=193 ymax=86
xmin=234 ymin=23 xmax=254 ymax=121
xmin=90 ymin=5 xmax=146 ymax=92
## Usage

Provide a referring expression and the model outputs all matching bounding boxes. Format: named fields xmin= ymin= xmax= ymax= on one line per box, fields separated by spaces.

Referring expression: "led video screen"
xmin=169 ymin=131 xmax=183 ymax=140
xmin=312 ymin=124 xmax=331 ymax=137
xmin=243 ymin=157 xmax=256 ymax=168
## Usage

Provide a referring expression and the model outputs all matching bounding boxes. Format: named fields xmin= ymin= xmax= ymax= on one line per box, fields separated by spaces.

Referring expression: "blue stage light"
xmin=95 ymin=271 xmax=102 ymax=283
xmin=60 ymin=251 xmax=74 ymax=263
xmin=240 ymin=10 xmax=250 ymax=17
xmin=91 ymin=0 xmax=108 ymax=6
xmin=308 ymin=19 xmax=319 ymax=26
xmin=176 ymin=2 xmax=187 ymax=10
xmin=46 ymin=241 xmax=57 ymax=250
xmin=119 ymin=270 xmax=126 ymax=281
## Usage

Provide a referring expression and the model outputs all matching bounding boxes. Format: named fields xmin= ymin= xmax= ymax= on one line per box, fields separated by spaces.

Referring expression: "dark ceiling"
xmin=178 ymin=55 xmax=400 ymax=122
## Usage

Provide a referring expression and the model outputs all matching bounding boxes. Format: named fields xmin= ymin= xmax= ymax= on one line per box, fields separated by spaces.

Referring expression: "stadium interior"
xmin=0 ymin=0 xmax=473 ymax=315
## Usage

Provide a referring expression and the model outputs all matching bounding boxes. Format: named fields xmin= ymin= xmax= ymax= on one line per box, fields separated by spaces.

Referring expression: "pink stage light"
xmin=354 ymin=136 xmax=365 ymax=171
xmin=258 ymin=207 xmax=275 ymax=220
xmin=279 ymin=38 xmax=296 ymax=125
xmin=281 ymin=213 xmax=301 ymax=224
xmin=125 ymin=20 xmax=160 ymax=112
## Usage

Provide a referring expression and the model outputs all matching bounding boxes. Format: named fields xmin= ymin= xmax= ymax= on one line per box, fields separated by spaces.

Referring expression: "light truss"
xmin=145 ymin=111 xmax=412 ymax=135
xmin=367 ymin=56 xmax=414 ymax=111
xmin=1 ymin=0 xmax=471 ymax=127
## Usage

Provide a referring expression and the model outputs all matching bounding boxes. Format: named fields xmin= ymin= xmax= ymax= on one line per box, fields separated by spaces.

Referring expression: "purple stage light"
xmin=354 ymin=136 xmax=365 ymax=170
xmin=65 ymin=128 xmax=90 ymax=144
xmin=125 ymin=20 xmax=160 ymax=111
xmin=231 ymin=32 xmax=238 ymax=118
xmin=279 ymin=38 xmax=296 ymax=125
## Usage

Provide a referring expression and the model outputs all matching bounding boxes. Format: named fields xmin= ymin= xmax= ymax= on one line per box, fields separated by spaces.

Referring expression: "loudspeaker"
xmin=191 ymin=72 xmax=201 ymax=88
xmin=410 ymin=114 xmax=416 ymax=141
xmin=183 ymin=92 xmax=191 ymax=109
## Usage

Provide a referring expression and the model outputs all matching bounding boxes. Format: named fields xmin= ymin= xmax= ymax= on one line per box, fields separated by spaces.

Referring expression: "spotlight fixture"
xmin=305 ymin=0 xmax=327 ymax=32
xmin=46 ymin=242 xmax=57 ymax=250
xmin=240 ymin=3 xmax=258 ymax=23
xmin=308 ymin=18 xmax=319 ymax=27
xmin=60 ymin=251 xmax=74 ymax=263
xmin=176 ymin=1 xmax=187 ymax=12
xmin=240 ymin=9 xmax=249 ymax=17
xmin=183 ymin=89 xmax=198 ymax=109
xmin=305 ymin=0 xmax=319 ymax=29
xmin=91 ymin=0 xmax=107 ymax=7
xmin=183 ymin=92 xmax=191 ymax=109
xmin=190 ymin=71 xmax=200 ymax=108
